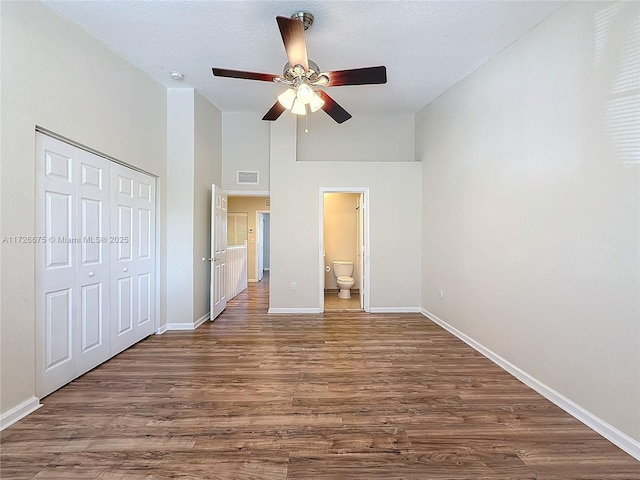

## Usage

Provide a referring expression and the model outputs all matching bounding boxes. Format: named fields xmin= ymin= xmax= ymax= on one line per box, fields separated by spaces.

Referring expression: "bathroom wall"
xmin=227 ymin=196 xmax=270 ymax=282
xmin=324 ymin=193 xmax=360 ymax=290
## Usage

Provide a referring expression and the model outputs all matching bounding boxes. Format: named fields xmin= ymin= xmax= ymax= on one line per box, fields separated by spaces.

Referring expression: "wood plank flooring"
xmin=2 ymin=276 xmax=638 ymax=479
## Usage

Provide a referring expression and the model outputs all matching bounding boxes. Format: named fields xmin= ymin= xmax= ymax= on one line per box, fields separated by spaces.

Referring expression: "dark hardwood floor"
xmin=1 ymin=275 xmax=638 ymax=479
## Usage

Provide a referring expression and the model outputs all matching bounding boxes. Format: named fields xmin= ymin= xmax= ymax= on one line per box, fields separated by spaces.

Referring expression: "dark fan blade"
xmin=262 ymin=102 xmax=286 ymax=121
xmin=276 ymin=16 xmax=308 ymax=71
xmin=319 ymin=91 xmax=352 ymax=124
xmin=325 ymin=66 xmax=387 ymax=86
xmin=212 ymin=68 xmax=278 ymax=82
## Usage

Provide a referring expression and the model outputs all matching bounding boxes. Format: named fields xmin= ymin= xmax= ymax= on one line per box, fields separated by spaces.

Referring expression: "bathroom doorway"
xmin=319 ymin=188 xmax=369 ymax=312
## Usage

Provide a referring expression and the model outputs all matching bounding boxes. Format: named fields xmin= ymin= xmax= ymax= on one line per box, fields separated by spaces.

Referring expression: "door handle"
xmin=88 ymin=272 xmax=95 ymax=277
xmin=123 ymin=267 xmax=128 ymax=272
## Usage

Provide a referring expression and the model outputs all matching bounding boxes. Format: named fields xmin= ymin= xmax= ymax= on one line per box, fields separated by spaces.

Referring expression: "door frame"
xmin=318 ymin=187 xmax=370 ymax=312
xmin=255 ymin=210 xmax=270 ymax=281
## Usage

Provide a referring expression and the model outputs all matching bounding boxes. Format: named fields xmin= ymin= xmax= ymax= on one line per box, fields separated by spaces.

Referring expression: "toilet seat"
xmin=337 ymin=275 xmax=354 ymax=283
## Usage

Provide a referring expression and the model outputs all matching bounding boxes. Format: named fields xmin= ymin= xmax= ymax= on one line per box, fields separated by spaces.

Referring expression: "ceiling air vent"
xmin=237 ymin=171 xmax=259 ymax=185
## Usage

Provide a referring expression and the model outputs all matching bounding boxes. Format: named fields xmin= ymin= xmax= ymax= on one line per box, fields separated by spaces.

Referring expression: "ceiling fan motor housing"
xmin=291 ymin=11 xmax=314 ymax=30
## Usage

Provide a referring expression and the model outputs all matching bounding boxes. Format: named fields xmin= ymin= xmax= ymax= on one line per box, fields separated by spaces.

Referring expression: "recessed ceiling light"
xmin=170 ymin=71 xmax=184 ymax=80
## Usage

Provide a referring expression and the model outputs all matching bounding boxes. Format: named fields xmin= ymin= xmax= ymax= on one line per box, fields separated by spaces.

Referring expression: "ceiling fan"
xmin=212 ymin=12 xmax=387 ymax=124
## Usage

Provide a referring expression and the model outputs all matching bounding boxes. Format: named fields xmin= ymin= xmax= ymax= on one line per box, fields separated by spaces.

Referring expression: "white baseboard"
xmin=166 ymin=312 xmax=210 ymax=331
xmin=195 ymin=312 xmax=210 ymax=328
xmin=420 ymin=308 xmax=640 ymax=461
xmin=369 ymin=306 xmax=421 ymax=313
xmin=268 ymin=308 xmax=322 ymax=314
xmin=1 ymin=396 xmax=42 ymax=430
xmin=248 ymin=278 xmax=258 ymax=283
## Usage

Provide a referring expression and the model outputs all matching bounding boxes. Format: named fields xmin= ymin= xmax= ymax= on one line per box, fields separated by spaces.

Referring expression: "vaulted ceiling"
xmin=43 ymin=0 xmax=565 ymax=116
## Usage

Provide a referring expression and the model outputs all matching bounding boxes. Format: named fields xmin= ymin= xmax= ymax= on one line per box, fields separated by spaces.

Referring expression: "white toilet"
xmin=332 ymin=261 xmax=355 ymax=299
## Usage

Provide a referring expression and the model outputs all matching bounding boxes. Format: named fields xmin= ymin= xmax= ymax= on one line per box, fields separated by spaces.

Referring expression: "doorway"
xmin=319 ymin=187 xmax=369 ymax=312
xmin=256 ymin=211 xmax=270 ymax=281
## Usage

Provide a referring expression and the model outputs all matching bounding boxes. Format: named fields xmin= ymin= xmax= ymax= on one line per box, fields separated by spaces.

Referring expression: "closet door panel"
xmin=133 ymin=172 xmax=155 ymax=336
xmin=36 ymin=135 xmax=78 ymax=398
xmin=110 ymin=164 xmax=155 ymax=354
xmin=76 ymin=149 xmax=111 ymax=373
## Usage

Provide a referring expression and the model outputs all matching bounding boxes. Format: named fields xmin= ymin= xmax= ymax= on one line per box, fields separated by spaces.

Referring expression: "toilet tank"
xmin=332 ymin=261 xmax=353 ymax=277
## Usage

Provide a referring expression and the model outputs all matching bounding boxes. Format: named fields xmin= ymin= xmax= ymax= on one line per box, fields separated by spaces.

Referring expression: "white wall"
xmin=0 ymin=1 xmax=167 ymax=417
xmin=193 ymin=91 xmax=222 ymax=321
xmin=167 ymin=89 xmax=222 ymax=327
xmin=270 ymin=116 xmax=421 ymax=312
xmin=167 ymin=89 xmax=195 ymax=326
xmin=222 ymin=113 xmax=270 ymax=192
xmin=297 ymin=113 xmax=415 ymax=162
xmin=417 ymin=0 xmax=639 ymax=443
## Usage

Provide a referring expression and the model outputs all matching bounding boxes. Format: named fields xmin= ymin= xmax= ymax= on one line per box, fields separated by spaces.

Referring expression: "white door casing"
xmin=319 ymin=187 xmax=370 ymax=312
xmin=210 ymin=184 xmax=227 ymax=320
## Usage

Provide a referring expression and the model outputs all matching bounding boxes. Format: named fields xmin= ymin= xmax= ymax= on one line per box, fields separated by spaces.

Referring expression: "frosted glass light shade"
xmin=296 ymin=83 xmax=314 ymax=104
xmin=309 ymin=92 xmax=325 ymax=112
xmin=291 ymin=99 xmax=307 ymax=115
xmin=277 ymin=88 xmax=296 ymax=109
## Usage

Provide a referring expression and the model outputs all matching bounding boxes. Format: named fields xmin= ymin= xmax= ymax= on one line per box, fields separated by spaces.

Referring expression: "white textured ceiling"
xmin=42 ymin=0 xmax=565 ymax=116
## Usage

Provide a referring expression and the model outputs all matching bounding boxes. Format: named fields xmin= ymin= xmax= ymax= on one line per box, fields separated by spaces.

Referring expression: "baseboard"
xmin=166 ymin=312 xmax=210 ymax=331
xmin=369 ymin=306 xmax=421 ymax=313
xmin=195 ymin=312 xmax=210 ymax=328
xmin=268 ymin=308 xmax=322 ymax=314
xmin=1 ymin=396 xmax=42 ymax=431
xmin=248 ymin=279 xmax=257 ymax=283
xmin=155 ymin=324 xmax=168 ymax=335
xmin=420 ymin=308 xmax=640 ymax=461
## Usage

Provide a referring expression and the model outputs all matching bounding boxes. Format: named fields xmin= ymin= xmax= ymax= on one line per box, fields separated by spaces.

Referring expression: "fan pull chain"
xmin=304 ymin=106 xmax=309 ymax=133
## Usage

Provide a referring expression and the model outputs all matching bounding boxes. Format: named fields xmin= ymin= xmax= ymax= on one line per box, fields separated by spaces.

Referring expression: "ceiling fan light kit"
xmin=212 ymin=11 xmax=387 ymax=124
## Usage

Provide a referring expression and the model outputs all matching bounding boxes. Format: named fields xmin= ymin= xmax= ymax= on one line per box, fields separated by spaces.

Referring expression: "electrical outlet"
xmin=439 ymin=289 xmax=444 ymax=299
xmin=291 ymin=282 xmax=296 ymax=290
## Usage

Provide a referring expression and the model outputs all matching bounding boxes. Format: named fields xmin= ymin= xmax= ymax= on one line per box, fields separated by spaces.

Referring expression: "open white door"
xmin=357 ymin=194 xmax=365 ymax=310
xmin=257 ymin=213 xmax=265 ymax=281
xmin=210 ymin=185 xmax=227 ymax=321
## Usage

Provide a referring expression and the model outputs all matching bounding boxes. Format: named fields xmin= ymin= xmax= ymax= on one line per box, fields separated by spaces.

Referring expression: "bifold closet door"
xmin=36 ymin=133 xmax=156 ymax=398
xmin=110 ymin=163 xmax=156 ymax=355
xmin=36 ymin=134 xmax=111 ymax=398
